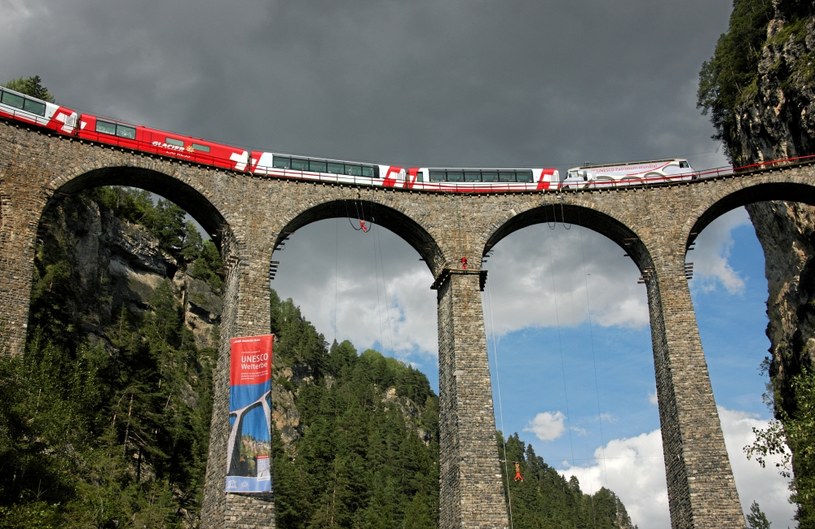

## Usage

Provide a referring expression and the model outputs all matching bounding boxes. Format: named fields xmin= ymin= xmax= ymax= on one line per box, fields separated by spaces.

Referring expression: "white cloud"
xmin=524 ymin=411 xmax=566 ymax=441
xmin=274 ymin=221 xmax=438 ymax=363
xmin=598 ymin=412 xmax=616 ymax=424
xmin=691 ymin=207 xmax=751 ymax=294
xmin=558 ymin=406 xmax=795 ymax=529
xmin=484 ymin=226 xmax=649 ymax=337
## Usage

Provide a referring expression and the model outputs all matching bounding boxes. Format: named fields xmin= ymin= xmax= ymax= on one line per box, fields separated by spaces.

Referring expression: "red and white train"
xmin=1 ymin=84 xmax=701 ymax=192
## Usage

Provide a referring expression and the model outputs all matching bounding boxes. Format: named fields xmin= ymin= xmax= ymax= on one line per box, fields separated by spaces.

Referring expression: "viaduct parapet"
xmin=3 ymin=121 xmax=813 ymax=528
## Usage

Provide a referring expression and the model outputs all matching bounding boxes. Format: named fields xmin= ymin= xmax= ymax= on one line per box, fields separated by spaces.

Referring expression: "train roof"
xmin=571 ymin=158 xmax=687 ymax=170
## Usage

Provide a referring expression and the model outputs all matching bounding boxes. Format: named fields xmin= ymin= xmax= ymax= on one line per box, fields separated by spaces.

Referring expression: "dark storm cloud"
xmin=0 ymin=0 xmax=736 ymax=351
xmin=4 ymin=0 xmax=731 ymax=172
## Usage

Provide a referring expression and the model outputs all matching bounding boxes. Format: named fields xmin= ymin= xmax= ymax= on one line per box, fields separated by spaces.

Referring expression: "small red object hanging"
xmin=513 ymin=461 xmax=523 ymax=482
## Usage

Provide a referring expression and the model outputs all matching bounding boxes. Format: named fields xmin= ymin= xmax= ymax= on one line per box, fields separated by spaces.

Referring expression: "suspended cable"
xmin=561 ymin=201 xmax=572 ymax=230
xmin=370 ymin=203 xmax=394 ymax=354
xmin=333 ymin=217 xmax=339 ymax=345
xmin=344 ymin=198 xmax=372 ymax=233
xmin=485 ymin=273 xmax=515 ymax=529
xmin=543 ymin=223 xmax=577 ymax=467
xmin=576 ymin=209 xmax=609 ymax=490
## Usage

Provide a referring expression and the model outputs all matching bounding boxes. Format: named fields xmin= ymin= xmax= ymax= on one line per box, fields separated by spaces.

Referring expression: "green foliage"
xmin=269 ymin=295 xmax=440 ymax=529
xmin=3 ymin=75 xmax=54 ymax=102
xmin=746 ymin=368 xmax=815 ymax=526
xmin=2 ymin=187 xmax=219 ymax=528
xmin=188 ymin=240 xmax=224 ymax=291
xmin=746 ymin=500 xmax=772 ymax=529
xmin=498 ymin=433 xmax=637 ymax=529
xmin=697 ymin=0 xmax=774 ymax=163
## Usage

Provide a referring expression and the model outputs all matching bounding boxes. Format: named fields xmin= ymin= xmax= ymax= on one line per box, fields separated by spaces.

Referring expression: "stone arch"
xmin=272 ymin=198 xmax=444 ymax=277
xmin=48 ymin=165 xmax=229 ymax=245
xmin=687 ymin=181 xmax=815 ymax=250
xmin=483 ymin=201 xmax=654 ymax=277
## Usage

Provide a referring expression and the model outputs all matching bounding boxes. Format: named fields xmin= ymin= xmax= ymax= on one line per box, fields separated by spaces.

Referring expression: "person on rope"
xmin=460 ymin=256 xmax=468 ymax=269
xmin=513 ymin=461 xmax=524 ymax=482
xmin=358 ymin=219 xmax=369 ymax=232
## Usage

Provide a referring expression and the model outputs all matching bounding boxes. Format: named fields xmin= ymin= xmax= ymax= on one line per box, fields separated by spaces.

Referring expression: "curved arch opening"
xmin=267 ymin=204 xmax=442 ymax=526
xmin=482 ymin=213 xmax=664 ymax=527
xmin=271 ymin=202 xmax=439 ymax=377
xmin=17 ymin=172 xmax=228 ymax=525
xmin=53 ymin=166 xmax=228 ymax=244
xmin=686 ymin=188 xmax=812 ymax=528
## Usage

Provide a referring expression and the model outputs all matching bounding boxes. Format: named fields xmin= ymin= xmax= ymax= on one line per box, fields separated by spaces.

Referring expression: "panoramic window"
xmin=516 ymin=170 xmax=533 ymax=182
xmin=1 ymin=90 xmax=24 ymax=109
xmin=499 ymin=170 xmax=515 ymax=182
xmin=309 ymin=160 xmax=327 ymax=173
xmin=23 ymin=98 xmax=46 ymax=116
xmin=447 ymin=170 xmax=464 ymax=182
xmin=117 ymin=125 xmax=136 ymax=139
xmin=291 ymin=158 xmax=309 ymax=171
xmin=96 ymin=120 xmax=117 ymax=135
xmin=465 ymin=170 xmax=481 ymax=182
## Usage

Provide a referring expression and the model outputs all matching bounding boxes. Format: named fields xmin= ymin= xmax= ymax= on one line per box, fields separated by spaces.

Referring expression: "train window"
xmin=361 ymin=166 xmax=375 ymax=178
xmin=273 ymin=156 xmax=290 ymax=169
xmin=96 ymin=120 xmax=117 ymax=136
xmin=23 ymin=98 xmax=46 ymax=116
xmin=499 ymin=170 xmax=516 ymax=182
xmin=346 ymin=164 xmax=362 ymax=176
xmin=191 ymin=143 xmax=210 ymax=153
xmin=447 ymin=170 xmax=464 ymax=182
xmin=291 ymin=158 xmax=308 ymax=170
xmin=166 ymin=137 xmax=184 ymax=148
xmin=309 ymin=160 xmax=327 ymax=172
xmin=429 ymin=170 xmax=445 ymax=182
xmin=327 ymin=162 xmax=344 ymax=174
xmin=1 ymin=90 xmax=24 ymax=109
xmin=116 ymin=125 xmax=136 ymax=139
xmin=482 ymin=171 xmax=498 ymax=182
xmin=516 ymin=170 xmax=533 ymax=183
xmin=465 ymin=171 xmax=481 ymax=182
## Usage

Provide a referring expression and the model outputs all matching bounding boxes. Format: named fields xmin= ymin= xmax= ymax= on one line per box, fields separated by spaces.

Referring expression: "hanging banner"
xmin=225 ymin=334 xmax=274 ymax=493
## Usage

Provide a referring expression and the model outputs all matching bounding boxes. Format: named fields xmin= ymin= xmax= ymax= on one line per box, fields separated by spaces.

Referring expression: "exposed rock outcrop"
xmin=37 ymin=191 xmax=221 ymax=350
xmin=728 ymin=3 xmax=815 ymax=407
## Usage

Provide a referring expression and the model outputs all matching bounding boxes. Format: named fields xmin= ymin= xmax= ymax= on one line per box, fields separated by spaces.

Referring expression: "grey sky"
xmin=4 ymin=0 xmax=731 ymax=173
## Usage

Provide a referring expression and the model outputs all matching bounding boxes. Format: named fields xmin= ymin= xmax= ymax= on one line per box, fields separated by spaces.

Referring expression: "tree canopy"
xmin=3 ymin=75 xmax=55 ymax=102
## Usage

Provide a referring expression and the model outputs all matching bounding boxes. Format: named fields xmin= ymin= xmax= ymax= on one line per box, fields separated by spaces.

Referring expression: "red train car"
xmin=77 ymin=114 xmax=249 ymax=171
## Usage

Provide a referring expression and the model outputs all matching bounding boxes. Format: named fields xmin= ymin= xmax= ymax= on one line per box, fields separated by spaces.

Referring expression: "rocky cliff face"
xmin=36 ymin=191 xmax=221 ymax=351
xmin=727 ymin=2 xmax=815 ymax=410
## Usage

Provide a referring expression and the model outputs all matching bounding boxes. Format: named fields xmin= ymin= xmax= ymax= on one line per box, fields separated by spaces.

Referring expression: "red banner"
xmin=230 ymin=334 xmax=273 ymax=386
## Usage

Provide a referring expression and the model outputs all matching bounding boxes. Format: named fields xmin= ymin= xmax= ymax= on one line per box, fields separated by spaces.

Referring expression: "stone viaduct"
xmin=2 ymin=120 xmax=813 ymax=529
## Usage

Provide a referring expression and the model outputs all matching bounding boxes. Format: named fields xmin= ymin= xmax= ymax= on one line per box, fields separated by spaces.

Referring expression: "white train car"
xmin=561 ymin=158 xmax=696 ymax=188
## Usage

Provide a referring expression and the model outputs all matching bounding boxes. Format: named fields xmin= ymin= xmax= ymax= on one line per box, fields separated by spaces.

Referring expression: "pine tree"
xmin=3 ymin=75 xmax=54 ymax=101
xmin=746 ymin=500 xmax=772 ymax=529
